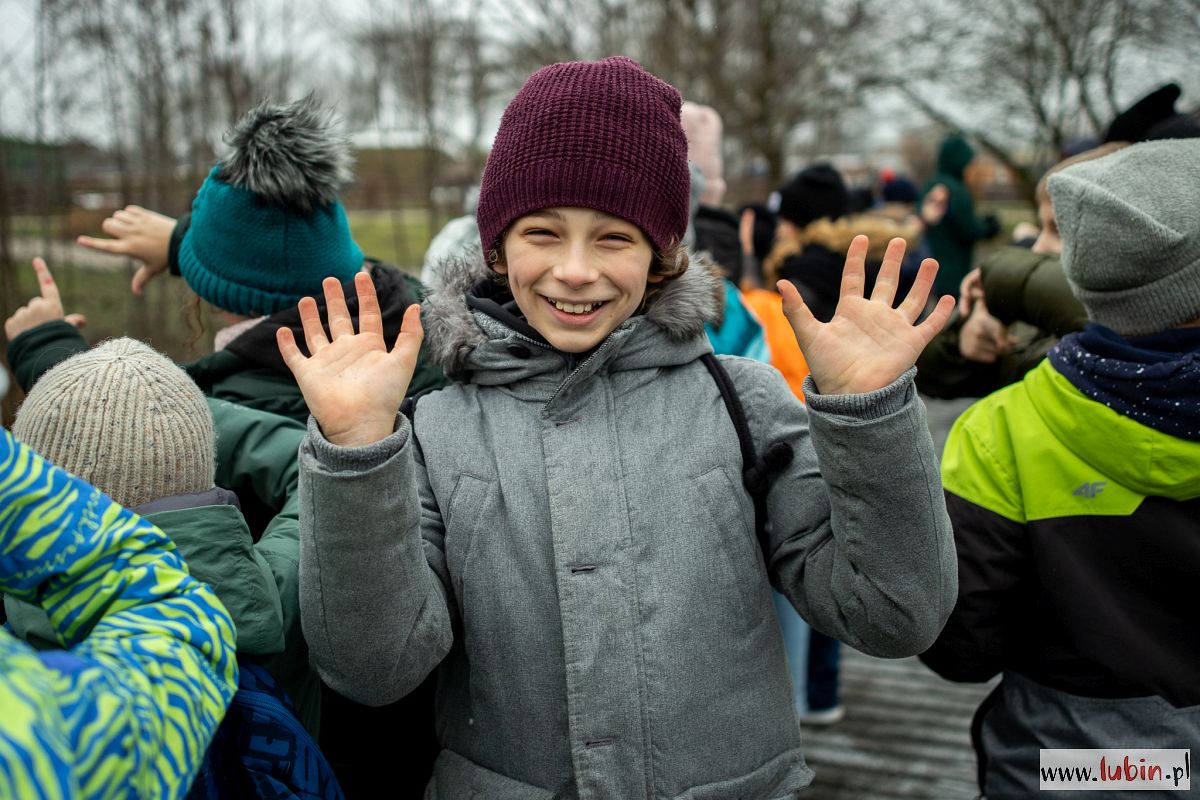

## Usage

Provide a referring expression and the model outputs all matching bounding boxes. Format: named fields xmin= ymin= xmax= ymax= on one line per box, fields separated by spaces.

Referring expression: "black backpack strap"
xmin=700 ymin=353 xmax=794 ymax=563
xmin=400 ymin=385 xmax=440 ymax=423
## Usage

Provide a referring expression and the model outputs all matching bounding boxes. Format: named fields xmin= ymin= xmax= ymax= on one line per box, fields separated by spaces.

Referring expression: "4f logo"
xmin=1073 ymin=481 xmax=1107 ymax=499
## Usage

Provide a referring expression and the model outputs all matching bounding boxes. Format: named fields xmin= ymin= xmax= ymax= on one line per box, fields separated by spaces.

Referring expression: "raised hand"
xmin=779 ymin=236 xmax=953 ymax=395
xmin=76 ymin=205 xmax=176 ymax=296
xmin=4 ymin=258 xmax=87 ymax=340
xmin=277 ymin=271 xmax=424 ymax=448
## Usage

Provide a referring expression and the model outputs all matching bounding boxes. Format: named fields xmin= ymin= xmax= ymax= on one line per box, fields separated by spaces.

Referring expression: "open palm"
xmin=277 ymin=272 xmax=424 ymax=447
xmin=779 ymin=236 xmax=953 ymax=396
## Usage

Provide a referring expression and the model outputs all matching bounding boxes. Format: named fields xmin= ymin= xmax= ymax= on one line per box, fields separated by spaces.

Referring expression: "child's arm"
xmin=0 ymin=429 xmax=238 ymax=800
xmin=739 ymin=358 xmax=956 ymax=657
xmin=760 ymin=235 xmax=957 ymax=655
xmin=277 ymin=272 xmax=452 ymax=705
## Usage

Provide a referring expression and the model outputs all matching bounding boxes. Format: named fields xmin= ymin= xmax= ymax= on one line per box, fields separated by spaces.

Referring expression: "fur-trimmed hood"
xmin=421 ymin=250 xmax=725 ymax=382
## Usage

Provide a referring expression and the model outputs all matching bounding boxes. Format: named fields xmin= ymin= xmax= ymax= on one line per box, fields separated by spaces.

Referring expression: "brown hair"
xmin=1035 ymin=142 xmax=1129 ymax=206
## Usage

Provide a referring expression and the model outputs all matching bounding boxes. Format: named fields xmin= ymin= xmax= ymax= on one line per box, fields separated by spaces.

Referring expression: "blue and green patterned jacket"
xmin=0 ymin=428 xmax=238 ymax=799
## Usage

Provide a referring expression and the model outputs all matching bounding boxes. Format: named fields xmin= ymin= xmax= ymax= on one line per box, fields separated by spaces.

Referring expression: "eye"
xmin=601 ymin=232 xmax=635 ymax=244
xmin=523 ymin=227 xmax=557 ymax=238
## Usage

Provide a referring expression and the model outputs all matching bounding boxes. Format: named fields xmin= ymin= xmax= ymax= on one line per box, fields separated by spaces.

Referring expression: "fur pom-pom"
xmin=219 ymin=95 xmax=353 ymax=214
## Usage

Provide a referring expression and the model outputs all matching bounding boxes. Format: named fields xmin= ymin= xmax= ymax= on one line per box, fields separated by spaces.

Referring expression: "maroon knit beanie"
xmin=476 ymin=56 xmax=690 ymax=256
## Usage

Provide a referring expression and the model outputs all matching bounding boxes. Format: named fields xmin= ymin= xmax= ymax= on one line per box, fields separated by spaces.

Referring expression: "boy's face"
xmin=497 ymin=207 xmax=658 ymax=353
xmin=1032 ymin=199 xmax=1061 ymax=254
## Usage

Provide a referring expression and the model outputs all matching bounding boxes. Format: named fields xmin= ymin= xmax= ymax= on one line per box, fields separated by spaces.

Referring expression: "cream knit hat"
xmin=12 ymin=338 xmax=215 ymax=508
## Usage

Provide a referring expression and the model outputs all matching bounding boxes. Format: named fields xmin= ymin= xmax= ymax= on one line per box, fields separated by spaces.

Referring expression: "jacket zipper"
xmin=543 ymin=336 xmax=616 ymax=412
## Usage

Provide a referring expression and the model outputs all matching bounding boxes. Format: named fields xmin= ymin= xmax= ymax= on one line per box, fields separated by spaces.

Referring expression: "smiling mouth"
xmin=544 ymin=296 xmax=607 ymax=315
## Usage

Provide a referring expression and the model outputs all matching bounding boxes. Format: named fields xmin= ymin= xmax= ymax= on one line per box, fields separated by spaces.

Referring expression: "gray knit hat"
xmin=1049 ymin=139 xmax=1200 ymax=335
xmin=13 ymin=338 xmax=215 ymax=508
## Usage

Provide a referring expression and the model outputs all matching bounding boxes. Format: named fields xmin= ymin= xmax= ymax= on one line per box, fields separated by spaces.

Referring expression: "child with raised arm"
xmin=282 ymin=57 xmax=956 ymax=798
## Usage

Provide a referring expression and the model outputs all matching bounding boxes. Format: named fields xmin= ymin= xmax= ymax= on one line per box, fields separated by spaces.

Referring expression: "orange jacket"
xmin=741 ymin=288 xmax=809 ymax=401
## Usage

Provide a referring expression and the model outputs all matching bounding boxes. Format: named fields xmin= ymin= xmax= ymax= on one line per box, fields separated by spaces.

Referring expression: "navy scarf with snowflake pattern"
xmin=1049 ymin=323 xmax=1200 ymax=441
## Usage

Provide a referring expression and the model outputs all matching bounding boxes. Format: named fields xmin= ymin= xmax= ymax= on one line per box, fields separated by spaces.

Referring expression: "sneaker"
xmin=800 ymin=705 xmax=845 ymax=726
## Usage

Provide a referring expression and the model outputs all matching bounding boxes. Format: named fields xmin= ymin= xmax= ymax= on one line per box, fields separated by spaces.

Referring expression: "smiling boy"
xmin=280 ymin=57 xmax=957 ymax=799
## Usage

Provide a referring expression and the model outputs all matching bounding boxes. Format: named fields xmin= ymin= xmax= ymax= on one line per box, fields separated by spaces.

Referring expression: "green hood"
xmin=1028 ymin=363 xmax=1200 ymax=500
xmin=936 ymin=135 xmax=975 ymax=179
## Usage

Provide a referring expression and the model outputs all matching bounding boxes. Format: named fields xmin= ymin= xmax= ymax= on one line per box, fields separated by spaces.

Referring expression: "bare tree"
xmin=882 ymin=0 xmax=1195 ymax=202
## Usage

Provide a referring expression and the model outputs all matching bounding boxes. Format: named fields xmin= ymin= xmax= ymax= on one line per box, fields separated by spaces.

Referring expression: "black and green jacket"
xmin=921 ymin=326 xmax=1200 ymax=796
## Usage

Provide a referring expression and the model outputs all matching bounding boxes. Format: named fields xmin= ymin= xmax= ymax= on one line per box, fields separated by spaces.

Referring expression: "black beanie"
xmin=1105 ymin=83 xmax=1183 ymax=143
xmin=774 ymin=164 xmax=849 ymax=228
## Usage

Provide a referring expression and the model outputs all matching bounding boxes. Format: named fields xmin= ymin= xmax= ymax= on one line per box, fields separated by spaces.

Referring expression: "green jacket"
xmin=0 ymin=428 xmax=237 ymax=800
xmin=4 ymin=398 xmax=319 ymax=736
xmin=980 ymin=246 xmax=1087 ymax=336
xmin=915 ymin=248 xmax=1085 ymax=400
xmin=919 ymin=135 xmax=1000 ymax=296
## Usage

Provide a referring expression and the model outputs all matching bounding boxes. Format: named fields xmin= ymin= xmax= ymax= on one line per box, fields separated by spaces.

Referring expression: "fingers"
xmin=131 ymin=264 xmax=157 ymax=296
xmin=915 ymin=294 xmax=956 ymax=346
xmin=869 ymin=237 xmax=907 ymax=306
xmin=76 ymin=234 xmax=128 ymax=255
xmin=895 ymin=257 xmax=940 ymax=322
xmin=355 ymin=271 xmax=384 ymax=338
xmin=64 ymin=314 xmax=87 ymax=329
xmin=777 ymin=279 xmax=818 ymax=347
xmin=323 ymin=277 xmax=355 ymax=339
xmin=739 ymin=208 xmax=756 ymax=253
xmin=392 ymin=303 xmax=425 ymax=360
xmin=32 ymin=258 xmax=61 ymax=305
xmin=298 ymin=296 xmax=329 ymax=355
xmin=838 ymin=235 xmax=868 ymax=300
xmin=276 ymin=327 xmax=307 ymax=376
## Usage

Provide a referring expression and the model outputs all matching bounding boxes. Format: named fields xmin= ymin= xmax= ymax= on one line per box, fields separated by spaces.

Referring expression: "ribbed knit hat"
xmin=1049 ymin=139 xmax=1200 ymax=335
xmin=12 ymin=338 xmax=215 ymax=509
xmin=178 ymin=96 xmax=363 ymax=317
xmin=773 ymin=164 xmax=849 ymax=228
xmin=476 ymin=57 xmax=691 ymax=255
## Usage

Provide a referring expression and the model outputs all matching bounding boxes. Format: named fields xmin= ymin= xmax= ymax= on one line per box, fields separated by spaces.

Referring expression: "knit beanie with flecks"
xmin=12 ymin=338 xmax=215 ymax=509
xmin=476 ymin=56 xmax=691 ymax=256
xmin=1049 ymin=139 xmax=1200 ymax=335
xmin=178 ymin=95 xmax=363 ymax=317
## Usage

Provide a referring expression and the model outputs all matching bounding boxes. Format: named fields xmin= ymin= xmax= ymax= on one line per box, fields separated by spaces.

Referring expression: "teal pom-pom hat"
xmin=179 ymin=166 xmax=363 ymax=317
xmin=177 ymin=96 xmax=363 ymax=317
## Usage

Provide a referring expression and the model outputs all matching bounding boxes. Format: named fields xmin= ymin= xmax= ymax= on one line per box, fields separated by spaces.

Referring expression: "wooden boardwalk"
xmin=800 ymin=648 xmax=996 ymax=799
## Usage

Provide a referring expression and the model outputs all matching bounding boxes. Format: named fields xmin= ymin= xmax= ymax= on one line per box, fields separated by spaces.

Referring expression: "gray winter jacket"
xmin=298 ymin=256 xmax=957 ymax=799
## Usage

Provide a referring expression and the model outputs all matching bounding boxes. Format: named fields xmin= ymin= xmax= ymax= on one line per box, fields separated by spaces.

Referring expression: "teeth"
xmin=552 ymin=299 xmax=601 ymax=314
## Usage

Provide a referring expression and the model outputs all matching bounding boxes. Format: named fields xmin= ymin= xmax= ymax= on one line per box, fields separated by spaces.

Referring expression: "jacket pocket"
xmin=425 ymin=749 xmax=557 ymax=800
xmin=672 ymin=746 xmax=813 ymax=799
xmin=444 ymin=473 xmax=493 ymax=603
xmin=691 ymin=465 xmax=765 ymax=610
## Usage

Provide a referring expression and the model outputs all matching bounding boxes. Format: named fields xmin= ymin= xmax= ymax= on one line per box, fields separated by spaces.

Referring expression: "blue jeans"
xmin=806 ymin=630 xmax=841 ymax=711
xmin=772 ymin=590 xmax=810 ymax=715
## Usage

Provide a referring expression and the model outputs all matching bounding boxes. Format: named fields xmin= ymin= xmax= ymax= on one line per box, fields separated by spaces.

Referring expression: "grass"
xmin=346 ymin=209 xmax=435 ymax=271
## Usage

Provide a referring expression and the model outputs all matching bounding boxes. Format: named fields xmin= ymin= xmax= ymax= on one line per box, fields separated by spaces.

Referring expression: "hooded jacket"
xmin=921 ymin=326 xmax=1200 ymax=797
xmin=918 ymin=136 xmax=1000 ymax=296
xmin=298 ymin=252 xmax=955 ymax=799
